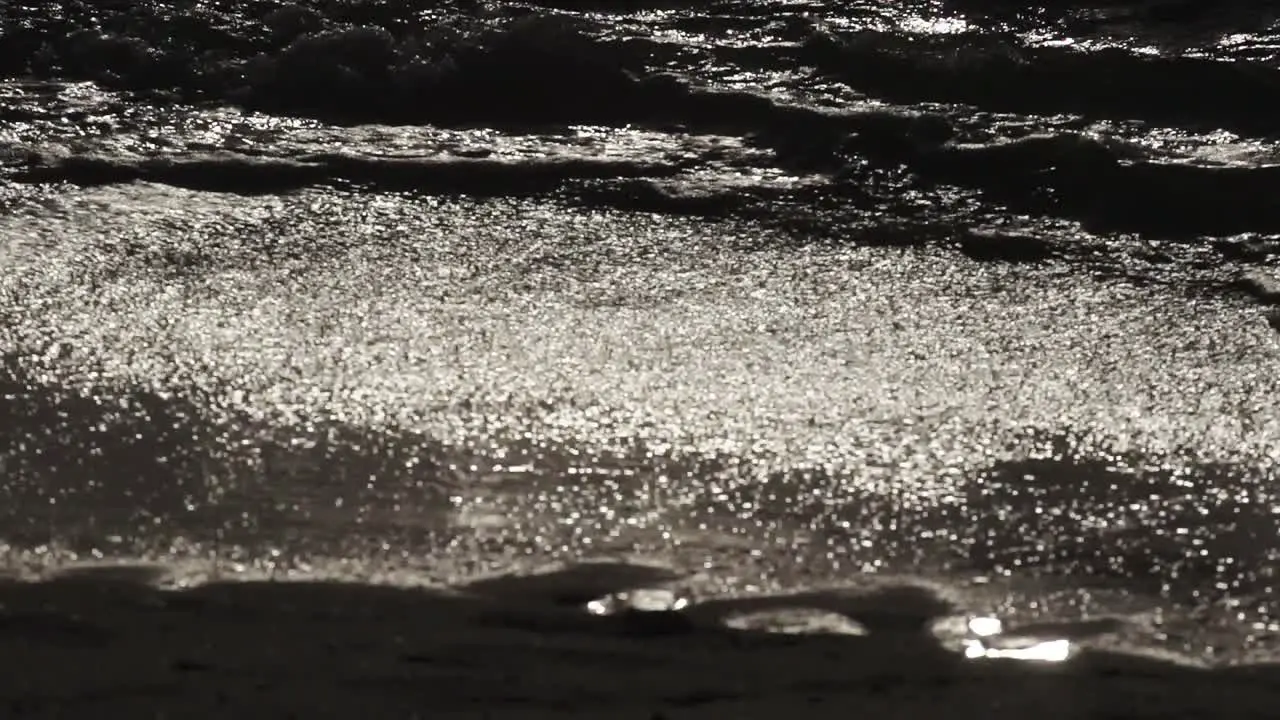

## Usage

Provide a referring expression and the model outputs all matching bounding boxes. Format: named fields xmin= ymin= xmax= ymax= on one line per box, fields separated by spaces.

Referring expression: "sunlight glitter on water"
xmin=1 ymin=1 xmax=1279 ymax=667
xmin=964 ymin=638 xmax=1073 ymax=662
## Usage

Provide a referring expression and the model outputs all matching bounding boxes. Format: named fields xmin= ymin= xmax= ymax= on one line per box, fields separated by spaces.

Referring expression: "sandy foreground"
xmin=1 ymin=561 xmax=1280 ymax=719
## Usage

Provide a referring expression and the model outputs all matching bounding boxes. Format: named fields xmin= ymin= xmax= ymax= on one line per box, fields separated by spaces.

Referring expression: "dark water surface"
xmin=2 ymin=0 xmax=1280 ymax=666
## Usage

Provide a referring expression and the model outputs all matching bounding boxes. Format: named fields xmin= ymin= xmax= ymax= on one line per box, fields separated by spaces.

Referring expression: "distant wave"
xmin=6 ymin=3 xmax=1280 ymax=243
xmin=802 ymin=29 xmax=1280 ymax=137
xmin=12 ymin=120 xmax=1280 ymax=239
xmin=9 ymin=146 xmax=691 ymax=194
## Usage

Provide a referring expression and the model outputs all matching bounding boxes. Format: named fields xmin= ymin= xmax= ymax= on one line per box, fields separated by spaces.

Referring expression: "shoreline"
xmin=3 ymin=561 xmax=1280 ymax=719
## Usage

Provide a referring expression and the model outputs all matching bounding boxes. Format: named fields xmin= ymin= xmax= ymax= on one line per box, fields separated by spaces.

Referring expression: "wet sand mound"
xmin=2 ymin=562 xmax=1280 ymax=718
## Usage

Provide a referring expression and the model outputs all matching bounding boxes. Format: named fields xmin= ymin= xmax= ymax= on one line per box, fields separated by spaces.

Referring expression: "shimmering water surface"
xmin=2 ymin=0 xmax=1280 ymax=666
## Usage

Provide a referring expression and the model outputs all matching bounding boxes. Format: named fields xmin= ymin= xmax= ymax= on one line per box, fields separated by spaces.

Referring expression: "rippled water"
xmin=2 ymin=0 xmax=1280 ymax=666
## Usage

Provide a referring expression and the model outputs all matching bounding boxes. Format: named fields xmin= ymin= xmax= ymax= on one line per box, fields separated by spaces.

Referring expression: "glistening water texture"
xmin=2 ymin=0 xmax=1280 ymax=666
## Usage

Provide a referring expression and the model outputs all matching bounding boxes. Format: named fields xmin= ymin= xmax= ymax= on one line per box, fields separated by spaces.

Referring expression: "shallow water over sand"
xmin=2 ymin=186 xmax=1278 ymax=665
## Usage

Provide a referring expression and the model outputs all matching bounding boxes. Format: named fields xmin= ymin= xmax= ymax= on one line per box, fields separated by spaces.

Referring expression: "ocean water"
xmin=2 ymin=0 xmax=1280 ymax=665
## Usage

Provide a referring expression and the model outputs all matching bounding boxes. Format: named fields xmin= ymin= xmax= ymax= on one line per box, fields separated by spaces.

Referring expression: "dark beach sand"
xmin=3 ymin=562 xmax=1280 ymax=719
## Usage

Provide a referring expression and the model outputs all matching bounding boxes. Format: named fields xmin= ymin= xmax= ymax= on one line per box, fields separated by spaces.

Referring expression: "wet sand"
xmin=3 ymin=562 xmax=1280 ymax=719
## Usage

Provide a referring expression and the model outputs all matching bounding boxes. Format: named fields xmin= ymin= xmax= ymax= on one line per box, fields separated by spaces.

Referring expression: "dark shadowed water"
xmin=2 ymin=0 xmax=1279 ymax=666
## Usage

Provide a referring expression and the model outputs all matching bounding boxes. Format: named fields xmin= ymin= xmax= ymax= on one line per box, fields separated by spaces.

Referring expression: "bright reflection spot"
xmin=585 ymin=588 xmax=689 ymax=615
xmin=1219 ymin=34 xmax=1254 ymax=47
xmin=899 ymin=16 xmax=971 ymax=35
xmin=964 ymin=638 xmax=1072 ymax=663
xmin=968 ymin=616 xmax=1003 ymax=637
